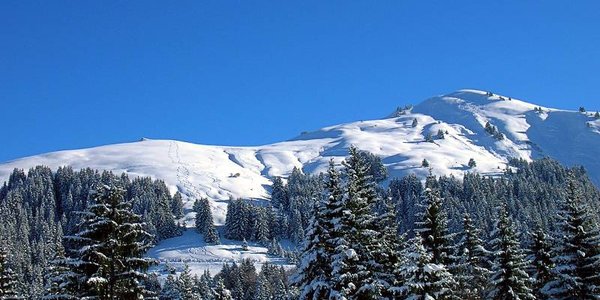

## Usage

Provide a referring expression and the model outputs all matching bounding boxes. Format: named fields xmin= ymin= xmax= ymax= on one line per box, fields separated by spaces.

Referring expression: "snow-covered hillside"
xmin=1 ymin=89 xmax=598 ymax=275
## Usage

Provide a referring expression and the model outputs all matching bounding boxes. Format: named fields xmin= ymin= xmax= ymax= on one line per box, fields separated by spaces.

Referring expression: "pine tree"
xmin=242 ymin=238 xmax=249 ymax=251
xmin=400 ymin=235 xmax=456 ymax=300
xmin=177 ymin=265 xmax=198 ymax=300
xmin=415 ymin=187 xmax=457 ymax=267
xmin=543 ymin=178 xmax=600 ymax=299
xmin=293 ymin=182 xmax=332 ymax=300
xmin=330 ymin=146 xmax=382 ymax=299
xmin=160 ymin=274 xmax=181 ymax=300
xmin=453 ymin=213 xmax=490 ymax=300
xmin=214 ymin=277 xmax=233 ymax=300
xmin=468 ymin=158 xmax=477 ymax=168
xmin=0 ymin=246 xmax=19 ymax=299
xmin=529 ymin=228 xmax=553 ymax=300
xmin=487 ymin=204 xmax=534 ymax=300
xmin=197 ymin=270 xmax=215 ymax=300
xmin=171 ymin=192 xmax=184 ymax=218
xmin=195 ymin=198 xmax=220 ymax=244
xmin=63 ymin=184 xmax=156 ymax=299
xmin=42 ymin=242 xmax=78 ymax=300
xmin=422 ymin=159 xmax=430 ymax=168
xmin=595 ymin=111 xmax=600 ymax=119
xmin=412 ymin=118 xmax=419 ymax=128
xmin=372 ymin=196 xmax=404 ymax=299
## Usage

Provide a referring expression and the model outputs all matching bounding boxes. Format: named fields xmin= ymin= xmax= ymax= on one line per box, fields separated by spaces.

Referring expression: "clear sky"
xmin=1 ymin=1 xmax=599 ymax=162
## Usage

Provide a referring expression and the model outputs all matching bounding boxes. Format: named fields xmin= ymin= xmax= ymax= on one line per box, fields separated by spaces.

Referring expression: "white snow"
xmin=147 ymin=229 xmax=294 ymax=276
xmin=1 ymin=89 xmax=598 ymax=276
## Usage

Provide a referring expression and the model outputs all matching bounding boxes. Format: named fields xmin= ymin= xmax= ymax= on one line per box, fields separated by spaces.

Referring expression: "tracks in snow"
xmin=168 ymin=141 xmax=227 ymax=218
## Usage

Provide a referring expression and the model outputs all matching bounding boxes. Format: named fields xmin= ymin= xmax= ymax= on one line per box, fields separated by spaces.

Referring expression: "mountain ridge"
xmin=2 ymin=89 xmax=599 ymax=226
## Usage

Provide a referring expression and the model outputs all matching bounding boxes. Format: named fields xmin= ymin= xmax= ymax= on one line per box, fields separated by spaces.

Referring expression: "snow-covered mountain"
xmin=1 ymin=89 xmax=598 ymax=275
xmin=2 ymin=89 xmax=599 ymax=224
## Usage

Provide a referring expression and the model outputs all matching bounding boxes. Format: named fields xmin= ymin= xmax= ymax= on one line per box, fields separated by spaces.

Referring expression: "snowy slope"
xmin=1 ymin=89 xmax=598 ymax=275
xmin=1 ymin=88 xmax=598 ymax=220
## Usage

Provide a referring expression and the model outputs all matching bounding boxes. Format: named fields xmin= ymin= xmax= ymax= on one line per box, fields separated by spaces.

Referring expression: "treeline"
xmin=224 ymin=155 xmax=600 ymax=255
xmin=0 ymin=166 xmax=183 ymax=298
xmin=293 ymin=147 xmax=600 ymax=299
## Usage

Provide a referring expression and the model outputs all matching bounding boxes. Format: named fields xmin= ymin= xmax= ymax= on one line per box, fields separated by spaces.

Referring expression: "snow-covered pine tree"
xmin=42 ymin=242 xmax=78 ymax=300
xmin=330 ymin=146 xmax=383 ymax=299
xmin=159 ymin=274 xmax=181 ymax=300
xmin=373 ymin=196 xmax=404 ymax=299
xmin=529 ymin=228 xmax=554 ymax=299
xmin=224 ymin=199 xmax=249 ymax=240
xmin=253 ymin=208 xmax=271 ymax=246
xmin=453 ymin=213 xmax=491 ymax=300
xmin=542 ymin=177 xmax=600 ymax=299
xmin=400 ymin=235 xmax=456 ymax=300
xmin=487 ymin=204 xmax=534 ymax=300
xmin=214 ymin=277 xmax=233 ymax=300
xmin=195 ymin=198 xmax=220 ymax=244
xmin=415 ymin=187 xmax=457 ymax=267
xmin=0 ymin=246 xmax=19 ymax=299
xmin=63 ymin=184 xmax=156 ymax=299
xmin=293 ymin=182 xmax=332 ymax=299
xmin=177 ymin=264 xmax=198 ymax=300
xmin=171 ymin=191 xmax=184 ymax=218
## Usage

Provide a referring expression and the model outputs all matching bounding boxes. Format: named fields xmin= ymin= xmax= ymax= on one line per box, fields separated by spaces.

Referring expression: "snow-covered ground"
xmin=147 ymin=229 xmax=294 ymax=276
xmin=1 ymin=89 xmax=598 ymax=276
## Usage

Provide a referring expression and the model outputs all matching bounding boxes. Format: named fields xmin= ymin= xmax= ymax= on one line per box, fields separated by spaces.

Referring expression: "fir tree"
xmin=171 ymin=192 xmax=184 ymax=218
xmin=487 ymin=204 xmax=534 ymax=300
xmin=63 ymin=185 xmax=156 ymax=299
xmin=0 ymin=246 xmax=19 ymax=300
xmin=42 ymin=242 xmax=78 ymax=300
xmin=159 ymin=274 xmax=181 ymax=300
xmin=453 ymin=213 xmax=490 ymax=300
xmin=195 ymin=198 xmax=220 ymax=244
xmin=529 ymin=228 xmax=554 ymax=300
xmin=422 ymin=159 xmax=430 ymax=168
xmin=400 ymin=235 xmax=456 ymax=300
xmin=214 ymin=277 xmax=233 ymax=300
xmin=595 ymin=111 xmax=600 ymax=119
xmin=330 ymin=146 xmax=382 ymax=299
xmin=415 ymin=187 xmax=457 ymax=267
xmin=177 ymin=265 xmax=198 ymax=300
xmin=293 ymin=184 xmax=332 ymax=299
xmin=543 ymin=178 xmax=600 ymax=299
xmin=468 ymin=158 xmax=477 ymax=168
xmin=412 ymin=118 xmax=419 ymax=128
xmin=372 ymin=196 xmax=404 ymax=299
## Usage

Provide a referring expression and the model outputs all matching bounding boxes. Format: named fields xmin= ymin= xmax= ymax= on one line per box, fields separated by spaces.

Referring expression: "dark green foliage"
xmin=412 ymin=118 xmax=418 ymax=128
xmin=543 ymin=177 xmax=600 ymax=299
xmin=487 ymin=204 xmax=534 ymax=300
xmin=579 ymin=107 xmax=586 ymax=113
xmin=437 ymin=129 xmax=446 ymax=139
xmin=529 ymin=228 xmax=553 ymax=299
xmin=415 ymin=187 xmax=457 ymax=266
xmin=422 ymin=159 xmax=430 ymax=168
xmin=453 ymin=213 xmax=490 ymax=300
xmin=0 ymin=246 xmax=19 ymax=299
xmin=357 ymin=150 xmax=388 ymax=183
xmin=171 ymin=192 xmax=184 ymax=218
xmin=484 ymin=122 xmax=505 ymax=140
xmin=468 ymin=158 xmax=477 ymax=168
xmin=63 ymin=185 xmax=156 ymax=299
xmin=195 ymin=198 xmax=220 ymax=244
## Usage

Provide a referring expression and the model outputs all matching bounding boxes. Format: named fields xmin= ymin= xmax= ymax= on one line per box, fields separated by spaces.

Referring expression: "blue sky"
xmin=1 ymin=1 xmax=599 ymax=162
